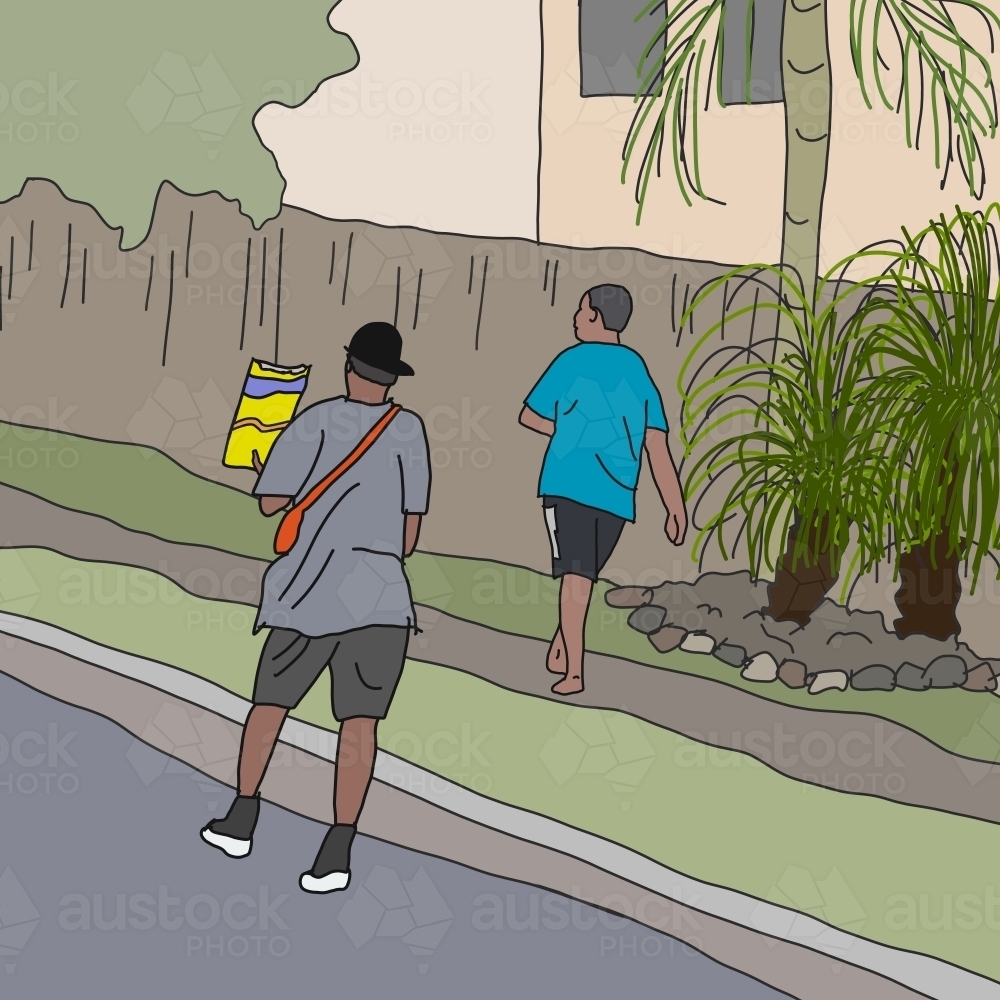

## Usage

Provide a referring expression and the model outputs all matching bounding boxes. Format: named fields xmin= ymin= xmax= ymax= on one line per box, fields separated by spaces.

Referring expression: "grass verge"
xmin=2 ymin=421 xmax=997 ymax=762
xmin=2 ymin=546 xmax=1000 ymax=980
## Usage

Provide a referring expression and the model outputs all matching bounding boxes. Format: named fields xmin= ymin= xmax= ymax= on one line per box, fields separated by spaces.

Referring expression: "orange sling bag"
xmin=273 ymin=403 xmax=401 ymax=555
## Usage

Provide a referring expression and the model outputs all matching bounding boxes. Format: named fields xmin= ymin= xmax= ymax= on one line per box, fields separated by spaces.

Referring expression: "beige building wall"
xmin=539 ymin=0 xmax=1000 ymax=268
xmin=258 ymin=0 xmax=999 ymax=267
xmin=256 ymin=0 xmax=542 ymax=240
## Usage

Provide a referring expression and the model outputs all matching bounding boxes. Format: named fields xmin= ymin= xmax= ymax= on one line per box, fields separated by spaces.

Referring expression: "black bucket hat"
xmin=344 ymin=322 xmax=414 ymax=385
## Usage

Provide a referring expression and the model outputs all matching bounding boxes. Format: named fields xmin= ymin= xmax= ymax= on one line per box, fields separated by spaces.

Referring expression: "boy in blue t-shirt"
xmin=520 ymin=284 xmax=687 ymax=695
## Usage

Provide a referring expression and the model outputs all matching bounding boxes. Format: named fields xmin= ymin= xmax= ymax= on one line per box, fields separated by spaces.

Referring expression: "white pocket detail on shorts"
xmin=544 ymin=505 xmax=560 ymax=560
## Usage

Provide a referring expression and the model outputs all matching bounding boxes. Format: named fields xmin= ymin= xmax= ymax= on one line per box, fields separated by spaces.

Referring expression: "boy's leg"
xmin=301 ymin=626 xmax=408 ymax=893
xmin=334 ymin=717 xmax=378 ymax=825
xmin=551 ymin=573 xmax=592 ymax=696
xmin=238 ymin=704 xmax=289 ymax=796
xmin=546 ymin=627 xmax=567 ymax=674
xmin=201 ymin=628 xmax=333 ymax=859
xmin=546 ymin=500 xmax=625 ymax=697
xmin=542 ymin=499 xmax=568 ymax=675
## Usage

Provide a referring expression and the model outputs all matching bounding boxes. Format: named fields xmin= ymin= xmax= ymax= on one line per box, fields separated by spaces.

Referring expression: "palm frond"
xmin=850 ymin=0 xmax=1000 ymax=197
xmin=625 ymin=0 xmax=1000 ymax=219
xmin=623 ymin=0 xmax=727 ymax=218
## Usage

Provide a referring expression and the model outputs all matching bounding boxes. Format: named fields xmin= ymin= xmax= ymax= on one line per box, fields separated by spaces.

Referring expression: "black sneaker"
xmin=200 ymin=795 xmax=260 ymax=858
xmin=300 ymin=824 xmax=355 ymax=893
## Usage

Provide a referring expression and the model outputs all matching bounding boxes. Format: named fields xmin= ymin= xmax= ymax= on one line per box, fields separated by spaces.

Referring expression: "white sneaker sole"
xmin=299 ymin=870 xmax=351 ymax=894
xmin=200 ymin=826 xmax=252 ymax=858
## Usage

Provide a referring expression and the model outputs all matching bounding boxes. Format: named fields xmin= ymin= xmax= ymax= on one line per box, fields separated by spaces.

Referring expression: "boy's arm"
xmin=404 ymin=513 xmax=422 ymax=556
xmin=643 ymin=429 xmax=687 ymax=546
xmin=518 ymin=405 xmax=555 ymax=437
xmin=402 ymin=413 xmax=431 ymax=558
xmin=252 ymin=449 xmax=292 ymax=516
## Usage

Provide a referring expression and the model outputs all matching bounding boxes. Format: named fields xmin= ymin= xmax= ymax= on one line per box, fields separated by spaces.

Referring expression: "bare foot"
xmin=546 ymin=634 xmax=567 ymax=675
xmin=551 ymin=674 xmax=584 ymax=696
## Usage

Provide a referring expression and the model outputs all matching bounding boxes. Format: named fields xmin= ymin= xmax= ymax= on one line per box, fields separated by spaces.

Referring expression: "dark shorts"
xmin=253 ymin=625 xmax=409 ymax=721
xmin=542 ymin=496 xmax=626 ymax=582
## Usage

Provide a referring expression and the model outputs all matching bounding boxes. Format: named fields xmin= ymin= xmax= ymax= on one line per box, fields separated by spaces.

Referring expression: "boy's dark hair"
xmin=584 ymin=284 xmax=633 ymax=333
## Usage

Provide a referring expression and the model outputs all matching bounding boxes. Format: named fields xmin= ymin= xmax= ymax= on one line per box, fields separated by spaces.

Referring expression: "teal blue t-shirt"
xmin=524 ymin=343 xmax=668 ymax=522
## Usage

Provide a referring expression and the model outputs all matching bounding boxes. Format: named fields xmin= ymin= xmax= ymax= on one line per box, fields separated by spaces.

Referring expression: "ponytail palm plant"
xmin=624 ymin=0 xmax=999 ymax=315
xmin=628 ymin=0 xmax=998 ymax=626
xmin=847 ymin=204 xmax=1000 ymax=640
xmin=677 ymin=260 xmax=904 ymax=623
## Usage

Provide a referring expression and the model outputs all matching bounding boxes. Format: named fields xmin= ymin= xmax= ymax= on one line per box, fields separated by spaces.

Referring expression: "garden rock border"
xmin=607 ymin=571 xmax=1000 ymax=696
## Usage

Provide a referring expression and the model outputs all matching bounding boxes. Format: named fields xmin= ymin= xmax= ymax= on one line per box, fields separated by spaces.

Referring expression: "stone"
xmin=627 ymin=605 xmax=667 ymax=635
xmin=895 ymin=662 xmax=930 ymax=691
xmin=850 ymin=664 xmax=896 ymax=692
xmin=648 ymin=625 xmax=686 ymax=654
xmin=963 ymin=662 xmax=997 ymax=692
xmin=778 ymin=660 xmax=808 ymax=689
xmin=923 ymin=654 xmax=967 ymax=689
xmin=713 ymin=643 xmax=747 ymax=667
xmin=808 ymin=670 xmax=849 ymax=694
xmin=680 ymin=633 xmax=715 ymax=654
xmin=741 ymin=653 xmax=779 ymax=682
xmin=606 ymin=586 xmax=654 ymax=609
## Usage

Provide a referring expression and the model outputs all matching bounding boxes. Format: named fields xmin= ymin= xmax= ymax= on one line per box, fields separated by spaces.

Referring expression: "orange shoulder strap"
xmin=294 ymin=403 xmax=401 ymax=516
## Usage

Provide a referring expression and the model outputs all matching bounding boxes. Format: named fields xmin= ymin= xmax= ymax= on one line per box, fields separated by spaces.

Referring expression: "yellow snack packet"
xmin=223 ymin=359 xmax=311 ymax=469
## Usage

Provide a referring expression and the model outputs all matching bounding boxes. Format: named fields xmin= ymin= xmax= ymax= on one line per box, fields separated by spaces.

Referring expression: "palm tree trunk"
xmin=764 ymin=514 xmax=839 ymax=625
xmin=763 ymin=0 xmax=834 ymax=620
xmin=778 ymin=0 xmax=833 ymax=312
xmin=892 ymin=536 xmax=962 ymax=640
xmin=893 ymin=472 xmax=964 ymax=640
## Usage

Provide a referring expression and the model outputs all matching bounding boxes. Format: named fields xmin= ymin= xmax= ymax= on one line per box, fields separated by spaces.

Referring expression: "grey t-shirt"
xmin=253 ymin=396 xmax=430 ymax=637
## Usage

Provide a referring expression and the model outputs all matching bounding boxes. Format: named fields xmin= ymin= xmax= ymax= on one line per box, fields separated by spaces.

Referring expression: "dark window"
xmin=721 ymin=0 xmax=784 ymax=104
xmin=579 ymin=0 xmax=783 ymax=105
xmin=579 ymin=0 xmax=666 ymax=98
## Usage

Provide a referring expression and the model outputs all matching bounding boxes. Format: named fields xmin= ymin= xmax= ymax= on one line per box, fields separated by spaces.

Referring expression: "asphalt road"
xmin=0 ymin=669 xmax=791 ymax=1000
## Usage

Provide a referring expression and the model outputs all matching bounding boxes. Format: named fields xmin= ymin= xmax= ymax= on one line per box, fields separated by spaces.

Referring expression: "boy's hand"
xmin=665 ymin=507 xmax=687 ymax=546
xmin=259 ymin=495 xmax=292 ymax=516
xmin=644 ymin=428 xmax=687 ymax=547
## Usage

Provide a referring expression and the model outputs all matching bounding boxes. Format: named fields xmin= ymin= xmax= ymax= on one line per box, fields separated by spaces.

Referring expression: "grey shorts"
xmin=252 ymin=625 xmax=409 ymax=720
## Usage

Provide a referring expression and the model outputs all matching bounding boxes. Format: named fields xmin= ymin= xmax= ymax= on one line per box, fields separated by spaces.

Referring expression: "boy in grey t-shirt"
xmin=201 ymin=323 xmax=430 ymax=894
